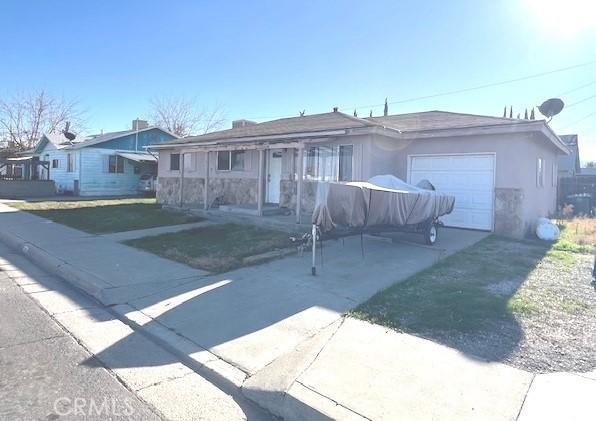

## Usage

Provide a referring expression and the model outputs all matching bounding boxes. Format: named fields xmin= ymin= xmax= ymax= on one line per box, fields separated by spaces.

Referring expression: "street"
xmin=0 ymin=241 xmax=271 ymax=421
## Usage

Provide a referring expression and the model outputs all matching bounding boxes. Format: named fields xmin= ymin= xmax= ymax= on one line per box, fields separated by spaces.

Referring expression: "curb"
xmin=0 ymin=229 xmax=112 ymax=304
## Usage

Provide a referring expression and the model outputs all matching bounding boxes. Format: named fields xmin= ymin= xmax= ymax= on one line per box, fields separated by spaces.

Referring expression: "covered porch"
xmin=171 ymin=135 xmax=355 ymax=224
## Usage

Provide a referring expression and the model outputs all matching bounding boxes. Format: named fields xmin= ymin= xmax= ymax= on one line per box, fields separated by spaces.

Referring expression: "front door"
xmin=266 ymin=150 xmax=283 ymax=203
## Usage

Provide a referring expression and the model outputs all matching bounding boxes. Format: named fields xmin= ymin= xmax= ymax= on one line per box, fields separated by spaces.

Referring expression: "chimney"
xmin=232 ymin=119 xmax=257 ymax=129
xmin=132 ymin=119 xmax=149 ymax=130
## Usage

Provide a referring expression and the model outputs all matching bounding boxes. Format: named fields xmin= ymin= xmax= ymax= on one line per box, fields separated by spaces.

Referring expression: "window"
xmin=108 ymin=155 xmax=125 ymax=173
xmin=217 ymin=150 xmax=246 ymax=171
xmin=552 ymin=162 xmax=557 ymax=187
xmin=52 ymin=159 xmax=59 ymax=169
xmin=67 ymin=153 xmax=74 ymax=172
xmin=536 ymin=158 xmax=544 ymax=187
xmin=338 ymin=145 xmax=353 ymax=181
xmin=305 ymin=145 xmax=353 ymax=182
xmin=170 ymin=153 xmax=180 ymax=171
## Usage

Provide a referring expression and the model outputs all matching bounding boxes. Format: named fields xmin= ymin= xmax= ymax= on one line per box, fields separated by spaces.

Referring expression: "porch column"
xmin=179 ymin=153 xmax=185 ymax=207
xmin=296 ymin=145 xmax=304 ymax=224
xmin=203 ymin=151 xmax=209 ymax=210
xmin=257 ymin=149 xmax=265 ymax=216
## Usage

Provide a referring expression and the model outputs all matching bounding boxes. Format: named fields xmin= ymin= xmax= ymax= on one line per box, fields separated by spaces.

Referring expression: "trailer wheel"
xmin=425 ymin=223 xmax=438 ymax=245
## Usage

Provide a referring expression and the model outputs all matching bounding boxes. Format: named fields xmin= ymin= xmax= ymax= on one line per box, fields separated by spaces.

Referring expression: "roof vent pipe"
xmin=333 ymin=107 xmax=338 ymax=112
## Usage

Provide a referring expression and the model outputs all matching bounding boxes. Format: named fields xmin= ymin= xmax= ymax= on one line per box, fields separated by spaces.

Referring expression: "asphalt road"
xmin=0 ymin=246 xmax=164 ymax=420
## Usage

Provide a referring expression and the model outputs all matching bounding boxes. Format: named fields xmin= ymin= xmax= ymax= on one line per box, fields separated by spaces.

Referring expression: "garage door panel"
xmin=409 ymin=154 xmax=495 ymax=230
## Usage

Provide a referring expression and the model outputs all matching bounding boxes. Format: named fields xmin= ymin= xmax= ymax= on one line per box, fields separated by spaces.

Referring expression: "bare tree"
xmin=149 ymin=96 xmax=226 ymax=137
xmin=0 ymin=90 xmax=87 ymax=152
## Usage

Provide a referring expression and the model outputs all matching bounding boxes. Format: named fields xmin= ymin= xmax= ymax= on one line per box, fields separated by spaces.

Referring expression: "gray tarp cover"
xmin=312 ymin=176 xmax=455 ymax=232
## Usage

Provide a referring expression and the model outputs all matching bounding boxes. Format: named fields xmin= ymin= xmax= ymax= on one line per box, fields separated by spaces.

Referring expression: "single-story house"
xmin=151 ymin=110 xmax=568 ymax=238
xmin=33 ymin=120 xmax=177 ymax=196
xmin=558 ymin=134 xmax=580 ymax=177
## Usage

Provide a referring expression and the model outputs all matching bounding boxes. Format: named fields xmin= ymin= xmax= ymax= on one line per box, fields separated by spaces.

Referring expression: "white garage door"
xmin=409 ymin=154 xmax=495 ymax=230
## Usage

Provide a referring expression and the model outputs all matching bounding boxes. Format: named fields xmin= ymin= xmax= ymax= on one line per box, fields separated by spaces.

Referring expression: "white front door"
xmin=267 ymin=150 xmax=283 ymax=204
xmin=409 ymin=153 xmax=495 ymax=230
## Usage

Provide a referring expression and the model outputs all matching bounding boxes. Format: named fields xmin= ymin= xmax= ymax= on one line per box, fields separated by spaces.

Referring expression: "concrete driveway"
xmin=108 ymin=227 xmax=488 ymax=375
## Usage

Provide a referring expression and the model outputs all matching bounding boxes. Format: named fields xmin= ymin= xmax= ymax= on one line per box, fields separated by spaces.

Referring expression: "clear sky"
xmin=2 ymin=0 xmax=596 ymax=161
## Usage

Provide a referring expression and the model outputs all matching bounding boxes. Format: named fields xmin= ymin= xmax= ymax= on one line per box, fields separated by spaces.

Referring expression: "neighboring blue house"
xmin=33 ymin=120 xmax=177 ymax=196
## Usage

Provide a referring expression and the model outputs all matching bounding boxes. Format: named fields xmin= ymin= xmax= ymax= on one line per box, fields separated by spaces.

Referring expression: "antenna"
xmin=537 ymin=98 xmax=564 ymax=122
xmin=62 ymin=121 xmax=76 ymax=141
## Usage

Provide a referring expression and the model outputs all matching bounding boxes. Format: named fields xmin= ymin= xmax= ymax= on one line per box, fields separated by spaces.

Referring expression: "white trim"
xmin=407 ymin=152 xmax=497 ymax=231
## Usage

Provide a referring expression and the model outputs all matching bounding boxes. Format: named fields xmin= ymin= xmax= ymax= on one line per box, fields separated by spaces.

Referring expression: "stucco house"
xmin=33 ymin=120 xmax=177 ymax=196
xmin=152 ymin=110 xmax=568 ymax=238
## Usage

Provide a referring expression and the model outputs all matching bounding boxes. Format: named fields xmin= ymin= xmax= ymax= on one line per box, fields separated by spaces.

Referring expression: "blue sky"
xmin=2 ymin=0 xmax=596 ymax=160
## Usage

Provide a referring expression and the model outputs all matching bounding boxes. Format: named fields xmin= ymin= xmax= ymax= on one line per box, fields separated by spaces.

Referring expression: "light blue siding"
xmin=40 ymin=144 xmax=80 ymax=193
xmin=78 ymin=148 xmax=146 ymax=196
xmin=95 ymin=128 xmax=175 ymax=151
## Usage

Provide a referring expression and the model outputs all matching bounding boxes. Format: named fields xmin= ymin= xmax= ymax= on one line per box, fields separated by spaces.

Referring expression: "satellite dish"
xmin=538 ymin=98 xmax=564 ymax=121
xmin=62 ymin=121 xmax=76 ymax=141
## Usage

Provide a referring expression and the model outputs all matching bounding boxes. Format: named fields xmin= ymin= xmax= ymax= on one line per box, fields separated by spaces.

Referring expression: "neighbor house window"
xmin=170 ymin=153 xmax=180 ymax=171
xmin=217 ymin=150 xmax=245 ymax=171
xmin=108 ymin=155 xmax=125 ymax=173
xmin=66 ymin=153 xmax=74 ymax=172
xmin=536 ymin=158 xmax=544 ymax=187
xmin=305 ymin=145 xmax=353 ymax=182
xmin=552 ymin=162 xmax=557 ymax=187
xmin=52 ymin=159 xmax=59 ymax=169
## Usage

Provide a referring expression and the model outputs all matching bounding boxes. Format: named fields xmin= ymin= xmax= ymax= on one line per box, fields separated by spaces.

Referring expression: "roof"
xmin=366 ymin=111 xmax=534 ymax=132
xmin=558 ymin=134 xmax=580 ymax=175
xmin=162 ymin=112 xmax=377 ymax=145
xmin=153 ymin=109 xmax=567 ymax=154
xmin=116 ymin=151 xmax=157 ymax=162
xmin=35 ymin=126 xmax=178 ymax=154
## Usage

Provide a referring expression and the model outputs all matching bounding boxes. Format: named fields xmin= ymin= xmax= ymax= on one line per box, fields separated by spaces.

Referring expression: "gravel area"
xmin=431 ymin=251 xmax=596 ymax=373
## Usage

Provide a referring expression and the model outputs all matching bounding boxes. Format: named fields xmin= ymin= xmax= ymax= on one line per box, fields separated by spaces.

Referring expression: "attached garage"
xmin=408 ymin=154 xmax=495 ymax=230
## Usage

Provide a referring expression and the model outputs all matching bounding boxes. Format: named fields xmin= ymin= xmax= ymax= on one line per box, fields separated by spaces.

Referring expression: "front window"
xmin=217 ymin=150 xmax=245 ymax=171
xmin=52 ymin=159 xmax=59 ymax=169
xmin=108 ymin=155 xmax=125 ymax=173
xmin=305 ymin=145 xmax=353 ymax=182
xmin=170 ymin=153 xmax=180 ymax=171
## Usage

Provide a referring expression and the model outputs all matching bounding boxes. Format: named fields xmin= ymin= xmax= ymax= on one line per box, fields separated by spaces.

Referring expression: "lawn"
xmin=125 ymin=223 xmax=293 ymax=272
xmin=351 ymin=220 xmax=596 ymax=373
xmin=9 ymin=198 xmax=203 ymax=234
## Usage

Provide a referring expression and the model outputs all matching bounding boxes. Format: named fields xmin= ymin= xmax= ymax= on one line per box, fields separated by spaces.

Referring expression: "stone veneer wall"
xmin=494 ymin=187 xmax=524 ymax=238
xmin=157 ymin=176 xmax=258 ymax=207
xmin=280 ymin=180 xmax=318 ymax=213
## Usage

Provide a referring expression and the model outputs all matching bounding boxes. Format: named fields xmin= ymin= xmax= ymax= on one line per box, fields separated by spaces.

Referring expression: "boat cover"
xmin=312 ymin=175 xmax=455 ymax=232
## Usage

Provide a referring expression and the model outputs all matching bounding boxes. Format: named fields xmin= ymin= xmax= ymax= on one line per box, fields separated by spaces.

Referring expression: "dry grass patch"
xmin=555 ymin=217 xmax=596 ymax=253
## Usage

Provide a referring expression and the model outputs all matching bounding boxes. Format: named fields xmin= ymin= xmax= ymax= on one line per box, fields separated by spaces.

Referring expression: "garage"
xmin=408 ymin=153 xmax=495 ymax=230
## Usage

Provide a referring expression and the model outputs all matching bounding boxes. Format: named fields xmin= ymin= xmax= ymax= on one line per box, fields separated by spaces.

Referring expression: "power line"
xmin=341 ymin=59 xmax=596 ymax=112
xmin=558 ymin=79 xmax=596 ymax=96
xmin=567 ymin=92 xmax=596 ymax=108
xmin=561 ymin=111 xmax=596 ymax=129
xmin=238 ymin=59 xmax=596 ymax=121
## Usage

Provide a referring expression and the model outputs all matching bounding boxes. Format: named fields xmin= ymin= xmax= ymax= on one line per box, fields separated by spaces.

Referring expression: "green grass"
xmin=125 ymin=223 xmax=292 ymax=272
xmin=9 ymin=198 xmax=202 ymax=234
xmin=351 ymin=236 xmax=551 ymax=333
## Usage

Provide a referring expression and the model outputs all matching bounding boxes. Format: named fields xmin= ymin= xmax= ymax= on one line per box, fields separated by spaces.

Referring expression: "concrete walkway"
xmin=100 ymin=220 xmax=216 ymax=242
xmin=2 ymin=202 xmax=593 ymax=420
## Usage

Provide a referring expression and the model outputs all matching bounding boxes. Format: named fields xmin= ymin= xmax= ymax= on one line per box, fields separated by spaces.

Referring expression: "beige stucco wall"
xmin=389 ymin=132 xmax=560 ymax=236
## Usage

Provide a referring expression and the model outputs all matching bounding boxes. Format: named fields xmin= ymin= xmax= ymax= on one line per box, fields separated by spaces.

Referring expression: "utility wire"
xmin=567 ymin=92 xmax=596 ymax=108
xmin=558 ymin=79 xmax=596 ymax=96
xmin=241 ymin=59 xmax=596 ymax=121
xmin=561 ymin=111 xmax=596 ymax=129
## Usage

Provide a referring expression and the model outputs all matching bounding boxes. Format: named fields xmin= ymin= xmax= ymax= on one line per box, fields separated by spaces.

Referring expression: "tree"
xmin=0 ymin=90 xmax=86 ymax=152
xmin=149 ymin=97 xmax=226 ymax=137
xmin=585 ymin=161 xmax=596 ymax=168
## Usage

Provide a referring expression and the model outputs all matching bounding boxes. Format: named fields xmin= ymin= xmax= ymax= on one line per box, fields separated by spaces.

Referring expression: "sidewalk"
xmin=1 ymin=202 xmax=594 ymax=420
